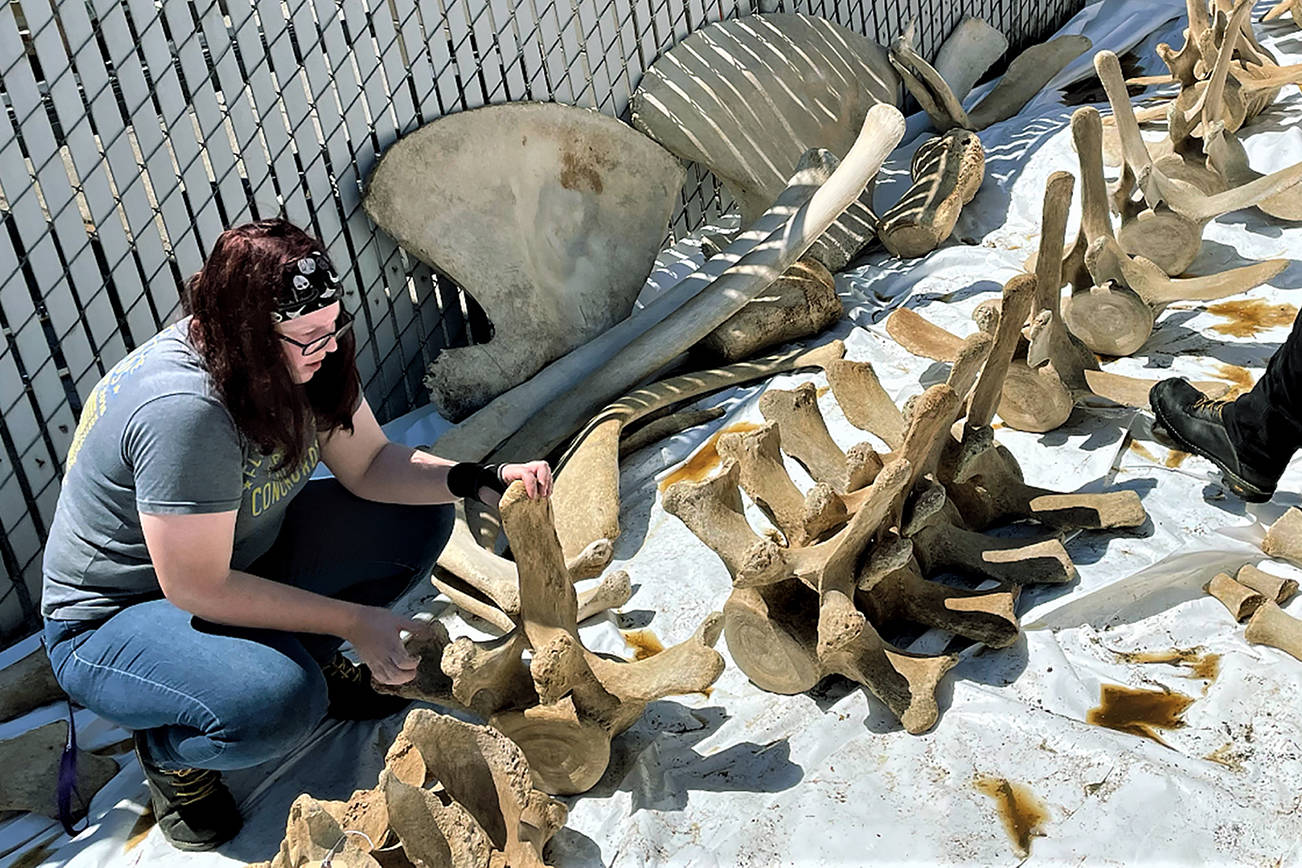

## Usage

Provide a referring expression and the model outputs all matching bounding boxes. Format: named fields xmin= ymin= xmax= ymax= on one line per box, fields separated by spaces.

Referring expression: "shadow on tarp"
xmin=576 ymin=702 xmax=801 ymax=815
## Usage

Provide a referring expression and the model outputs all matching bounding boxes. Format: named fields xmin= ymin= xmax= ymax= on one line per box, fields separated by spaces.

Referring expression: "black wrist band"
xmin=447 ymin=462 xmax=509 ymax=501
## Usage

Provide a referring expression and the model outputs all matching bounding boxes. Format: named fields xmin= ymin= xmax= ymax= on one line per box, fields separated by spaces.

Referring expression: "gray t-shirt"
xmin=41 ymin=318 xmax=319 ymax=621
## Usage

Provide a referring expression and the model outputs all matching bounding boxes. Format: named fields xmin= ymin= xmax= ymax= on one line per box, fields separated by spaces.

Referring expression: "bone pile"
xmin=664 ymin=273 xmax=1148 ymax=733
xmin=886 ymin=171 xmax=1235 ymax=434
xmin=378 ymin=483 xmax=725 ymax=796
xmin=247 ymin=708 xmax=567 ymax=868
xmin=1202 ymin=510 xmax=1302 ymax=663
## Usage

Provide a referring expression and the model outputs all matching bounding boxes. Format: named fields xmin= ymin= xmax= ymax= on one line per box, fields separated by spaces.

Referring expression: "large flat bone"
xmin=933 ymin=17 xmax=1008 ymax=103
xmin=1263 ymin=508 xmax=1302 ymax=568
xmin=630 ymin=13 xmax=900 ymax=270
xmin=364 ymin=103 xmax=684 ymax=420
xmin=550 ymin=339 xmax=845 ymax=560
xmin=0 ymin=721 xmax=118 ymax=817
xmin=1244 ymin=600 xmax=1302 ymax=661
xmin=0 ymin=645 xmax=63 ymax=722
xmin=879 ymin=130 xmax=985 ymax=258
xmin=490 ymin=106 xmax=906 ymax=463
xmin=431 ymin=150 xmax=838 ymax=467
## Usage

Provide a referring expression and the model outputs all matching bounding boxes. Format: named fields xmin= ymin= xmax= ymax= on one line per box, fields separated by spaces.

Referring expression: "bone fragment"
xmin=904 ymin=484 xmax=1076 ymax=586
xmin=933 ymin=17 xmax=1008 ymax=102
xmin=1263 ymin=508 xmax=1302 ymax=568
xmin=0 ymin=645 xmax=63 ymax=722
xmin=825 ymin=359 xmax=908 ymax=449
xmin=1236 ymin=563 xmax=1299 ymax=604
xmin=968 ymin=274 xmax=1036 ymax=430
xmin=620 ymin=407 xmax=725 ymax=456
xmin=885 ymin=306 xmax=964 ymax=361
xmin=1061 ymin=280 xmax=1155 ymax=357
xmin=490 ymin=106 xmax=906 ymax=463
xmin=254 ymin=793 xmax=388 ymax=868
xmin=695 ymin=259 xmax=842 ymax=361
xmin=819 ymin=623 xmax=957 ymax=734
xmin=0 ymin=721 xmax=118 ymax=817
xmin=717 ymin=422 xmax=845 ymax=547
xmin=1204 ymin=571 xmax=1266 ymax=621
xmin=1244 ymin=600 xmax=1302 ymax=661
xmin=760 ymin=383 xmax=875 ymax=493
xmin=879 ymin=130 xmax=985 ymax=258
xmin=1087 ymin=235 xmax=1287 ymax=309
xmin=723 ymin=581 xmax=822 ymax=695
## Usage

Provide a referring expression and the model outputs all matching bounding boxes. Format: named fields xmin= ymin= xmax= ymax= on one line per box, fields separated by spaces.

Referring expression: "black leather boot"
xmin=133 ymin=732 xmax=242 ymax=851
xmin=1150 ymin=378 xmax=1281 ymax=503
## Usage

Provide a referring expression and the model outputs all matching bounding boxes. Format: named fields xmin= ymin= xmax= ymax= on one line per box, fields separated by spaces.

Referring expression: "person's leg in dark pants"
xmin=244 ymin=477 xmax=455 ymax=663
xmin=1151 ymin=311 xmax=1302 ymax=501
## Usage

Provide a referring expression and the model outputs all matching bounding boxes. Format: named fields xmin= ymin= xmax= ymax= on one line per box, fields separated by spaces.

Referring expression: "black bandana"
xmin=273 ymin=251 xmax=342 ymax=322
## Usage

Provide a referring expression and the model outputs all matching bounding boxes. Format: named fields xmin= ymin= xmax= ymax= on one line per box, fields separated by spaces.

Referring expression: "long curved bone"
xmin=550 ymin=339 xmax=846 ymax=560
xmin=1244 ymin=600 xmax=1302 ymax=661
xmin=488 ymin=106 xmax=906 ymax=465
xmin=620 ymin=407 xmax=726 ymax=457
xmin=878 ymin=129 xmax=985 ymax=258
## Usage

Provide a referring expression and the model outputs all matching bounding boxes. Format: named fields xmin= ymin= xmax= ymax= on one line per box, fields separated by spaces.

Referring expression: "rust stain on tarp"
xmin=1213 ymin=363 xmax=1255 ymax=399
xmin=623 ymin=628 xmax=664 ymax=661
xmin=974 ymin=777 xmax=1048 ymax=857
xmin=1206 ymin=299 xmax=1297 ymax=338
xmin=1087 ymin=683 xmax=1194 ymax=746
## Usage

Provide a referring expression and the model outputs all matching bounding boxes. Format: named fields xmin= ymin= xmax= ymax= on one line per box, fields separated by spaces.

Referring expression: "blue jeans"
xmin=43 ymin=479 xmax=453 ymax=771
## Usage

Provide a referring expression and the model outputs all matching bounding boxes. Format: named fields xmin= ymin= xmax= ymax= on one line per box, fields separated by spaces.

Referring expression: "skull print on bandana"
xmin=272 ymin=251 xmax=343 ymax=322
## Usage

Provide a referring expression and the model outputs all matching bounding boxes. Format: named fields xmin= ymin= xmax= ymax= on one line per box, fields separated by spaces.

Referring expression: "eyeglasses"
xmin=277 ymin=310 xmax=353 ymax=356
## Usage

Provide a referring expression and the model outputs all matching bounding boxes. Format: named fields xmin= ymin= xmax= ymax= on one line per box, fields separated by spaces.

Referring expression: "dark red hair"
xmin=183 ymin=218 xmax=359 ymax=471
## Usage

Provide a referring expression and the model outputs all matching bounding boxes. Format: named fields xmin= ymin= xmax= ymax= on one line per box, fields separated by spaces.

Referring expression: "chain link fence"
xmin=0 ymin=0 xmax=1083 ymax=643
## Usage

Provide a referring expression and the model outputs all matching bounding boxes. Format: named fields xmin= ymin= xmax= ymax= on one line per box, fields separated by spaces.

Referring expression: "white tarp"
xmin=4 ymin=1 xmax=1302 ymax=864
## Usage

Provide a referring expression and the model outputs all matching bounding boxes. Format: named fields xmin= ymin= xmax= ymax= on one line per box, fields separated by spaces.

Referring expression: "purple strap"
xmin=54 ymin=689 xmax=87 ymax=836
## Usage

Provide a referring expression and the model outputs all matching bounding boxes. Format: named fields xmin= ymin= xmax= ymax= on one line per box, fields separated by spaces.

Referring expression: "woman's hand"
xmin=344 ymin=607 xmax=427 ymax=685
xmin=499 ymin=460 xmax=553 ymax=499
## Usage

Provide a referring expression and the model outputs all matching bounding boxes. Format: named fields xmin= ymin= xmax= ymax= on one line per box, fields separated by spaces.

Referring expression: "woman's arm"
xmin=139 ymin=508 xmax=422 ymax=683
xmin=320 ymin=397 xmax=552 ymax=503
